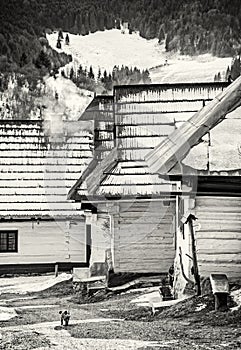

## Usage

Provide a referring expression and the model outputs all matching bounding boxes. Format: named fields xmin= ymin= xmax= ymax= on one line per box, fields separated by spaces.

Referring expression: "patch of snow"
xmin=231 ymin=288 xmax=241 ymax=311
xmin=15 ymin=305 xmax=56 ymax=310
xmin=0 ymin=307 xmax=17 ymax=321
xmin=151 ymin=53 xmax=232 ymax=83
xmin=125 ymin=286 xmax=161 ymax=294
xmin=0 ymin=273 xmax=72 ymax=295
xmin=195 ymin=303 xmax=206 ymax=312
xmin=131 ymin=290 xmax=162 ymax=306
xmin=47 ymin=29 xmax=232 ymax=83
xmin=47 ymin=30 xmax=164 ymax=76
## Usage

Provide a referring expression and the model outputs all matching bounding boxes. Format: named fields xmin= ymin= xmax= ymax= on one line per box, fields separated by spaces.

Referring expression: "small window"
xmin=0 ymin=230 xmax=18 ymax=253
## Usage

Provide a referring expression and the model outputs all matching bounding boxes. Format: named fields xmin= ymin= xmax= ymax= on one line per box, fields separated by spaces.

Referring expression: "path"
xmin=1 ymin=319 xmax=164 ymax=350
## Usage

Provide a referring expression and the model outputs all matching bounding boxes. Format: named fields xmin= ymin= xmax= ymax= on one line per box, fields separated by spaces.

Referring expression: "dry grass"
xmin=0 ymin=330 xmax=51 ymax=350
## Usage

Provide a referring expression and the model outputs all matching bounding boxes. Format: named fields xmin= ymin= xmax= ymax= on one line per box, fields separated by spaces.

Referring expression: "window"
xmin=0 ymin=230 xmax=18 ymax=252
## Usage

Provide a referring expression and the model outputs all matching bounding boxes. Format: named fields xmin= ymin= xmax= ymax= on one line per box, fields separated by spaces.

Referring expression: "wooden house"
xmin=145 ymin=77 xmax=241 ymax=296
xmin=69 ymin=82 xmax=229 ymax=276
xmin=0 ymin=114 xmax=94 ymax=274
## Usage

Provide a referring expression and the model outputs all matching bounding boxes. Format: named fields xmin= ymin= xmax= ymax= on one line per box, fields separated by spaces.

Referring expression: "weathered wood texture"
xmin=80 ymin=96 xmax=114 ymax=161
xmin=96 ymin=83 xmax=227 ymax=196
xmin=145 ymin=77 xmax=241 ymax=174
xmin=195 ymin=196 xmax=241 ymax=278
xmin=70 ymin=83 xmax=227 ymax=200
xmin=113 ymin=200 xmax=176 ymax=273
xmin=0 ymin=119 xmax=93 ymax=217
xmin=182 ymin=113 xmax=241 ymax=173
xmin=0 ymin=220 xmax=86 ymax=264
xmin=89 ymin=213 xmax=111 ymax=266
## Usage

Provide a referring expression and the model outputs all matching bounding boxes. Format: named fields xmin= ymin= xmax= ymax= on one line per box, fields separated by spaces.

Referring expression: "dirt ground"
xmin=0 ymin=279 xmax=241 ymax=350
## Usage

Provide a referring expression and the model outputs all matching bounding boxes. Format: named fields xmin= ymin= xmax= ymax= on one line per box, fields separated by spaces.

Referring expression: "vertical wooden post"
xmin=55 ymin=263 xmax=59 ymax=277
xmin=86 ymin=224 xmax=92 ymax=266
xmin=186 ymin=215 xmax=201 ymax=296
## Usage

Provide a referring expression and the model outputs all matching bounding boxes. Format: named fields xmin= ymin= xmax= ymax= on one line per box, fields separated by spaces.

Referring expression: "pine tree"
xmin=142 ymin=69 xmax=151 ymax=83
xmin=116 ymin=18 xmax=121 ymax=30
xmin=58 ymin=30 xmax=64 ymax=40
xmin=88 ymin=66 xmax=95 ymax=79
xmin=35 ymin=50 xmax=51 ymax=70
xmin=78 ymin=64 xmax=84 ymax=75
xmin=56 ymin=38 xmax=62 ymax=49
xmin=20 ymin=52 xmax=28 ymax=67
xmin=69 ymin=67 xmax=74 ymax=80
xmin=225 ymin=66 xmax=231 ymax=81
xmin=231 ymin=56 xmax=241 ymax=80
xmin=158 ymin=26 xmax=165 ymax=43
xmin=89 ymin=11 xmax=97 ymax=33
xmin=84 ymin=13 xmax=90 ymax=34
xmin=97 ymin=68 xmax=102 ymax=80
xmin=97 ymin=11 xmax=105 ymax=31
xmin=80 ymin=24 xmax=87 ymax=36
xmin=165 ymin=33 xmax=171 ymax=52
xmin=65 ymin=34 xmax=70 ymax=45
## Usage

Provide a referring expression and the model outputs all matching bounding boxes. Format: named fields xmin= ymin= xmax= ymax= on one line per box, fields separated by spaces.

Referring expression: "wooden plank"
xmin=195 ymin=197 xmax=241 ymax=207
xmin=197 ymin=239 xmax=241 ymax=251
xmin=196 ymin=213 xmax=241 ymax=220
xmin=119 ymin=237 xmax=174 ymax=244
xmin=197 ymin=222 xmax=241 ymax=232
xmin=199 ymin=264 xmax=241 ymax=278
xmin=118 ymin=225 xmax=174 ymax=236
xmin=196 ymin=232 xmax=241 ymax=240
xmin=193 ymin=195 xmax=241 ymax=280
xmin=198 ymin=253 xmax=241 ymax=262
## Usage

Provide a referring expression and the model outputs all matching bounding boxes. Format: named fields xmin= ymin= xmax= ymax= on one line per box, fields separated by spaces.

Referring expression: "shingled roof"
xmin=0 ymin=117 xmax=93 ymax=219
xmin=145 ymin=76 xmax=241 ymax=175
xmin=69 ymin=82 xmax=228 ymax=200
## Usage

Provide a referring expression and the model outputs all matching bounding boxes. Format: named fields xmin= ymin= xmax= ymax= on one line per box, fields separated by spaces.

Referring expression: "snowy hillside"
xmin=47 ymin=29 xmax=232 ymax=83
xmin=41 ymin=75 xmax=93 ymax=122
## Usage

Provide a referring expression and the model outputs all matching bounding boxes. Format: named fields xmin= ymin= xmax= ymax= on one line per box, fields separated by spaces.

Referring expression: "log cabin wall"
xmin=0 ymin=219 xmax=87 ymax=274
xmin=113 ymin=200 xmax=176 ymax=273
xmin=174 ymin=195 xmax=241 ymax=297
xmin=194 ymin=196 xmax=241 ymax=280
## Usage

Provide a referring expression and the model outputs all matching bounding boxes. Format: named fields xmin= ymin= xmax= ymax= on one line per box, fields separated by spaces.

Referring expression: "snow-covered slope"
xmin=41 ymin=75 xmax=93 ymax=122
xmin=0 ymin=273 xmax=71 ymax=295
xmin=47 ymin=29 xmax=232 ymax=83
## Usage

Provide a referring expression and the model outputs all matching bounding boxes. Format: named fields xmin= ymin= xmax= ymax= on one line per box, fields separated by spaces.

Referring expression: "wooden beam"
xmin=145 ymin=76 xmax=241 ymax=174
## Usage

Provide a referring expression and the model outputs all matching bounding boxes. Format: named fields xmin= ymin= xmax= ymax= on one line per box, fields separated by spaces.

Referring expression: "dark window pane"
xmin=8 ymin=233 xmax=16 ymax=251
xmin=0 ymin=233 xmax=8 ymax=251
xmin=0 ymin=231 xmax=17 ymax=252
